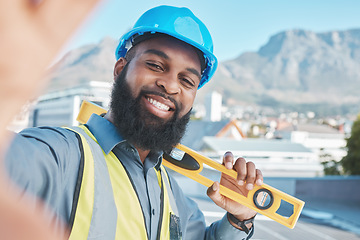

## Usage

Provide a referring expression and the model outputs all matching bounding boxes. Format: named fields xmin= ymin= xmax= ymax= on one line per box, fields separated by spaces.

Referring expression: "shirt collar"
xmin=85 ymin=114 xmax=124 ymax=155
xmin=85 ymin=114 xmax=164 ymax=168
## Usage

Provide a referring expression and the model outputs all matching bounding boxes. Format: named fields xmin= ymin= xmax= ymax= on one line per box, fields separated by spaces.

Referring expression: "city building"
xmin=199 ymin=137 xmax=321 ymax=177
xmin=182 ymin=119 xmax=321 ymax=177
xmin=204 ymin=91 xmax=222 ymax=122
xmin=275 ymin=122 xmax=347 ymax=161
xmin=181 ymin=119 xmax=246 ymax=150
xmin=29 ymin=81 xmax=111 ymax=127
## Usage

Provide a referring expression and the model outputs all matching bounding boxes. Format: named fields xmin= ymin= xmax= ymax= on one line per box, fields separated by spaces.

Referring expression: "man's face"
xmin=115 ymin=35 xmax=202 ymax=121
xmin=110 ymin=35 xmax=202 ymax=152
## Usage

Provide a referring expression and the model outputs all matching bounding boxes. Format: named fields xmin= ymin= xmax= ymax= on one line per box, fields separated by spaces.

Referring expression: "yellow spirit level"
xmin=76 ymin=100 xmax=305 ymax=229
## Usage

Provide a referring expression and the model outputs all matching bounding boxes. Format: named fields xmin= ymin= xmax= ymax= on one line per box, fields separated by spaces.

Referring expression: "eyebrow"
xmin=144 ymin=49 xmax=202 ymax=80
xmin=144 ymin=49 xmax=169 ymax=59
xmin=186 ymin=68 xmax=201 ymax=81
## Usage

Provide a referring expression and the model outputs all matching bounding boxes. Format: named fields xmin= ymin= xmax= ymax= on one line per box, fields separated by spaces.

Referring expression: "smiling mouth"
xmin=146 ymin=97 xmax=174 ymax=111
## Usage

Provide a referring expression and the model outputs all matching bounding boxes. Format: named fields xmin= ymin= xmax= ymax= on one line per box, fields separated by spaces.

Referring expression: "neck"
xmin=136 ymin=147 xmax=150 ymax=163
xmin=105 ymin=111 xmax=150 ymax=163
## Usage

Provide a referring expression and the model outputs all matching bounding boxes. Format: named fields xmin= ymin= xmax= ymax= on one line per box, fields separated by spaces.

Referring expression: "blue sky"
xmin=63 ymin=0 xmax=360 ymax=61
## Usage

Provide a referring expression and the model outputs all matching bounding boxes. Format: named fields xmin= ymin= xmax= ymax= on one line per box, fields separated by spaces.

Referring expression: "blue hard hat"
xmin=115 ymin=5 xmax=218 ymax=89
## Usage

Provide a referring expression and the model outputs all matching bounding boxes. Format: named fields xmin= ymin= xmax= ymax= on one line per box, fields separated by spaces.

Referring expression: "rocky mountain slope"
xmin=47 ymin=29 xmax=360 ymax=115
xmin=200 ymin=29 xmax=360 ymax=109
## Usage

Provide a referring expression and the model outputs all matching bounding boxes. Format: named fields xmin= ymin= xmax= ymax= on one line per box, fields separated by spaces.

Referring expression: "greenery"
xmin=341 ymin=114 xmax=360 ymax=175
xmin=321 ymin=159 xmax=342 ymax=175
xmin=319 ymin=149 xmax=342 ymax=175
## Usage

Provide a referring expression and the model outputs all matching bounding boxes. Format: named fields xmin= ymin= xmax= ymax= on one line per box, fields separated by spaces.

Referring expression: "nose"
xmin=155 ymin=73 xmax=180 ymax=95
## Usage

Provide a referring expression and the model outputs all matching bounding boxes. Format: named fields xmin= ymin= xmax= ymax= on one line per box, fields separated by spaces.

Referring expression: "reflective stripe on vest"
xmin=67 ymin=126 xmax=179 ymax=239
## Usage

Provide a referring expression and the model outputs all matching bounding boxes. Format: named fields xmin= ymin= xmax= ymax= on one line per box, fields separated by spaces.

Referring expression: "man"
xmin=5 ymin=5 xmax=263 ymax=240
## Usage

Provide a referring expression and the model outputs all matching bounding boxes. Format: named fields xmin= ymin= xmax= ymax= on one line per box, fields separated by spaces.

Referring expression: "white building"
xmin=29 ymin=81 xmax=111 ymax=127
xmin=199 ymin=137 xmax=322 ymax=177
xmin=275 ymin=123 xmax=346 ymax=161
xmin=204 ymin=91 xmax=222 ymax=122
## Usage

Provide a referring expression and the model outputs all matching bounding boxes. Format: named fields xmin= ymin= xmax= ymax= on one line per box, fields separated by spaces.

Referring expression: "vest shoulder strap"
xmin=65 ymin=127 xmax=95 ymax=240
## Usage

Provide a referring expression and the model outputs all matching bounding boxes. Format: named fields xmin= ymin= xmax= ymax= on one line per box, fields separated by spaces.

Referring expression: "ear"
xmin=113 ymin=57 xmax=127 ymax=79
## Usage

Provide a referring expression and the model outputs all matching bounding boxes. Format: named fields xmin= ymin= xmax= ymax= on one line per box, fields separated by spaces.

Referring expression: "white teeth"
xmin=147 ymin=98 xmax=170 ymax=111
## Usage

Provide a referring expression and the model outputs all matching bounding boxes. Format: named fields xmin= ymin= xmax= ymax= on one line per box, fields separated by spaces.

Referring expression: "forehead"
xmin=132 ymin=36 xmax=201 ymax=65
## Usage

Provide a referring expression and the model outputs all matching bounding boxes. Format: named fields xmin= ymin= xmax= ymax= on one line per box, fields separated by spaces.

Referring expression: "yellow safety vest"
xmin=66 ymin=125 xmax=181 ymax=239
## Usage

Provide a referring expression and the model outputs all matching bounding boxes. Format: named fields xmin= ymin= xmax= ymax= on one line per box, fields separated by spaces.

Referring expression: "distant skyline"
xmin=61 ymin=0 xmax=360 ymax=61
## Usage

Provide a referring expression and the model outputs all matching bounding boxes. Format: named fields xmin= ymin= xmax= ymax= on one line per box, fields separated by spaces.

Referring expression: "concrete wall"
xmin=172 ymin=171 xmax=360 ymax=204
xmin=294 ymin=176 xmax=360 ymax=202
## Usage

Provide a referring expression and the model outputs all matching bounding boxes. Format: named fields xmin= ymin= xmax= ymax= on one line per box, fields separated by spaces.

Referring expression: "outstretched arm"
xmin=0 ymin=0 xmax=100 ymax=148
xmin=0 ymin=0 xmax=100 ymax=239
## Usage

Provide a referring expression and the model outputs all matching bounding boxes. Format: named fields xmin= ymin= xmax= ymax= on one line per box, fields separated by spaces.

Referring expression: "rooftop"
xmin=278 ymin=123 xmax=342 ymax=134
xmin=202 ymin=137 xmax=313 ymax=153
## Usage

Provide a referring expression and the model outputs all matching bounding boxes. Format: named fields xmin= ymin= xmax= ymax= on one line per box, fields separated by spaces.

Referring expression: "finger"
xmin=29 ymin=0 xmax=44 ymax=6
xmin=35 ymin=0 xmax=101 ymax=43
xmin=206 ymin=182 xmax=226 ymax=209
xmin=244 ymin=161 xmax=256 ymax=190
xmin=255 ymin=169 xmax=263 ymax=186
xmin=232 ymin=157 xmax=247 ymax=185
xmin=37 ymin=0 xmax=100 ymax=17
xmin=222 ymin=152 xmax=234 ymax=170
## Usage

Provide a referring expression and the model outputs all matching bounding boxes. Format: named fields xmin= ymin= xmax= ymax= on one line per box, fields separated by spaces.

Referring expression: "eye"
xmin=146 ymin=61 xmax=164 ymax=72
xmin=180 ymin=76 xmax=195 ymax=88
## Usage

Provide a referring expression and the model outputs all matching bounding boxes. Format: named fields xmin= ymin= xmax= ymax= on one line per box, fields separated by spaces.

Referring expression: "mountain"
xmin=46 ymin=29 xmax=360 ymax=115
xmin=198 ymin=29 xmax=360 ymax=115
xmin=47 ymin=37 xmax=118 ymax=92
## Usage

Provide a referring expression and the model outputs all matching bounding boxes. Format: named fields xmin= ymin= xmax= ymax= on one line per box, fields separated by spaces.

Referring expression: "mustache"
xmin=139 ymin=89 xmax=180 ymax=112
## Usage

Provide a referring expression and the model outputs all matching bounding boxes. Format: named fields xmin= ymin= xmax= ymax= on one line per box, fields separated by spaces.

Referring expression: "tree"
xmin=321 ymin=159 xmax=342 ymax=175
xmin=319 ymin=148 xmax=342 ymax=175
xmin=341 ymin=114 xmax=360 ymax=175
xmin=320 ymin=152 xmax=341 ymax=176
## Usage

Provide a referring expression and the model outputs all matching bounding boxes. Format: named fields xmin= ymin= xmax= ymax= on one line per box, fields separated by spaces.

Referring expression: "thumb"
xmin=207 ymin=182 xmax=226 ymax=209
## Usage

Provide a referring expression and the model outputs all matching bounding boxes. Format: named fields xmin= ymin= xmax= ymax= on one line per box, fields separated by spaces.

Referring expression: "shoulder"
xmin=5 ymin=126 xmax=83 ymax=190
xmin=13 ymin=126 xmax=80 ymax=150
xmin=18 ymin=126 xmax=78 ymax=141
xmin=6 ymin=126 xmax=82 ymax=168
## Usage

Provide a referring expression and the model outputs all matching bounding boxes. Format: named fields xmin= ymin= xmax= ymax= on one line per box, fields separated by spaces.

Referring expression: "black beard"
xmin=109 ymin=64 xmax=190 ymax=153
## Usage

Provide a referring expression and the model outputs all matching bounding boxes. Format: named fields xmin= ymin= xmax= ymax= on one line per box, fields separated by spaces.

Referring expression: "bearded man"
xmin=5 ymin=5 xmax=263 ymax=240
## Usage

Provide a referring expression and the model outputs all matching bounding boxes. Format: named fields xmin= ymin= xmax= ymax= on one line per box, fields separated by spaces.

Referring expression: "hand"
xmin=207 ymin=152 xmax=263 ymax=227
xmin=0 ymin=0 xmax=100 ymax=148
xmin=0 ymin=0 xmax=100 ymax=239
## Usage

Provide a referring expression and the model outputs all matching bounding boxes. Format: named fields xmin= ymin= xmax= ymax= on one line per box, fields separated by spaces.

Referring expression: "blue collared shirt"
xmin=5 ymin=114 xmax=252 ymax=239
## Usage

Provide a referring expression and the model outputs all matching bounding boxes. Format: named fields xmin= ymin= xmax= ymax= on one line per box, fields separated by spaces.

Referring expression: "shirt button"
xmin=152 ymin=209 xmax=155 ymax=215
xmin=127 ymin=147 xmax=135 ymax=153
